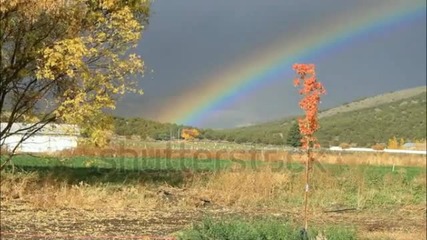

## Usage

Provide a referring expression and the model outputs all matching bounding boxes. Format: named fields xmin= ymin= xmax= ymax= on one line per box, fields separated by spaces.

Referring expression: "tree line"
xmin=112 ymin=92 xmax=426 ymax=148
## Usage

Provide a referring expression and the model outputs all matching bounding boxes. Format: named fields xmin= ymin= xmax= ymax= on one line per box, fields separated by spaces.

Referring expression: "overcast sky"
xmin=115 ymin=0 xmax=426 ymax=129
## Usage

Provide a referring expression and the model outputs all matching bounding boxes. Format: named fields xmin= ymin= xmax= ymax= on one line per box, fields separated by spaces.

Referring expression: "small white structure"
xmin=1 ymin=122 xmax=79 ymax=153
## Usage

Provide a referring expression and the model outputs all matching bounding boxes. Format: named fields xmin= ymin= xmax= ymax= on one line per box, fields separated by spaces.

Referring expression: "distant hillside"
xmin=113 ymin=117 xmax=193 ymax=140
xmin=112 ymin=87 xmax=426 ymax=146
xmin=319 ymin=86 xmax=426 ymax=118
xmin=316 ymin=91 xmax=426 ymax=146
xmin=207 ymin=87 xmax=426 ymax=147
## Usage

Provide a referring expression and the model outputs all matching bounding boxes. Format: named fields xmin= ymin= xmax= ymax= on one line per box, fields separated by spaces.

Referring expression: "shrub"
xmin=387 ymin=136 xmax=401 ymax=149
xmin=286 ymin=122 xmax=302 ymax=147
xmin=178 ymin=217 xmax=357 ymax=240
xmin=371 ymin=143 xmax=386 ymax=150
xmin=339 ymin=142 xmax=351 ymax=149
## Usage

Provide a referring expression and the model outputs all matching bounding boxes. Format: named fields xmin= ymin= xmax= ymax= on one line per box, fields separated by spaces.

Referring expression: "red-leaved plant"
xmin=292 ymin=63 xmax=326 ymax=234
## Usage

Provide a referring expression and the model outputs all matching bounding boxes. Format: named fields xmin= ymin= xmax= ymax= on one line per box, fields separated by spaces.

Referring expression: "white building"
xmin=1 ymin=122 xmax=79 ymax=153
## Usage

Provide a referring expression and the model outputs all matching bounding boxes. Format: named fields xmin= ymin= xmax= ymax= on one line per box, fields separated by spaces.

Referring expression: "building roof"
xmin=0 ymin=122 xmax=80 ymax=136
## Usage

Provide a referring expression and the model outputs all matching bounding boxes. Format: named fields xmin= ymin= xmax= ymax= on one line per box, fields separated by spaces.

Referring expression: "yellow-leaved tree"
xmin=0 ymin=0 xmax=150 ymax=169
xmin=181 ymin=128 xmax=200 ymax=141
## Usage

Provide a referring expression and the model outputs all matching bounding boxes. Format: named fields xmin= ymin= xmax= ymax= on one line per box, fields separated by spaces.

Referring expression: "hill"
xmin=113 ymin=116 xmax=192 ymax=140
xmin=207 ymin=86 xmax=426 ymax=147
xmin=111 ymin=86 xmax=426 ymax=147
xmin=318 ymin=86 xmax=426 ymax=118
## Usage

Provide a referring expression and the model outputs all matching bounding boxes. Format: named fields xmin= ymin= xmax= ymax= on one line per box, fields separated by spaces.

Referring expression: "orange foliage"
xmin=387 ymin=136 xmax=401 ymax=149
xmin=292 ymin=64 xmax=326 ymax=149
xmin=181 ymin=128 xmax=200 ymax=140
xmin=372 ymin=143 xmax=386 ymax=151
xmin=292 ymin=63 xmax=326 ymax=232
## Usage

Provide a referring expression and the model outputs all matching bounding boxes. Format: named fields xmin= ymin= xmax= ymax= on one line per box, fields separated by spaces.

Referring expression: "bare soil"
xmin=1 ymin=198 xmax=425 ymax=239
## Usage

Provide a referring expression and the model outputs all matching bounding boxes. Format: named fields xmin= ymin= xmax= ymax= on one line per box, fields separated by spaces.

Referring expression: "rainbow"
xmin=155 ymin=1 xmax=426 ymax=126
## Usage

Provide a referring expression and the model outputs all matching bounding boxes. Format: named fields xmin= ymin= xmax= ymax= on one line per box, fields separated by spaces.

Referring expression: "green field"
xmin=5 ymin=154 xmax=425 ymax=174
xmin=5 ymin=155 xmax=233 ymax=171
xmin=2 ymin=153 xmax=426 ymax=239
xmin=3 ymin=154 xmax=425 ymax=185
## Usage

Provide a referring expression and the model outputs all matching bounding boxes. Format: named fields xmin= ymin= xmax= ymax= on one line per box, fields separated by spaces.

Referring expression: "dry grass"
xmin=186 ymin=167 xmax=426 ymax=210
xmin=312 ymin=151 xmax=426 ymax=167
xmin=361 ymin=230 xmax=427 ymax=240
xmin=1 ymin=146 xmax=11 ymax=155
xmin=1 ymin=163 xmax=425 ymax=238
xmin=1 ymin=162 xmax=425 ymax=211
xmin=5 ymin=145 xmax=419 ymax=213
xmin=415 ymin=141 xmax=427 ymax=151
xmin=0 ymin=172 xmax=160 ymax=210
xmin=189 ymin=167 xmax=292 ymax=207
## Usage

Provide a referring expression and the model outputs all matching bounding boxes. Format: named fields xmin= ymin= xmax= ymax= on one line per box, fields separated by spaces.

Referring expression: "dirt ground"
xmin=1 ymin=198 xmax=425 ymax=240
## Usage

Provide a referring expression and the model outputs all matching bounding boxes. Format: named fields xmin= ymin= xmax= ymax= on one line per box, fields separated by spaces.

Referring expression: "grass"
xmin=191 ymin=165 xmax=426 ymax=209
xmin=178 ymin=216 xmax=357 ymax=240
xmin=1 ymin=152 xmax=425 ymax=239
xmin=57 ymin=145 xmax=427 ymax=167
xmin=2 ymin=154 xmax=425 ymax=209
xmin=3 ymin=153 xmax=425 ymax=183
xmin=4 ymin=154 xmax=233 ymax=171
xmin=113 ymin=138 xmax=273 ymax=151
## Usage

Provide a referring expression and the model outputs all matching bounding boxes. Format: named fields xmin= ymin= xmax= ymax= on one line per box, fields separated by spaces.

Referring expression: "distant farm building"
xmin=1 ymin=123 xmax=79 ymax=153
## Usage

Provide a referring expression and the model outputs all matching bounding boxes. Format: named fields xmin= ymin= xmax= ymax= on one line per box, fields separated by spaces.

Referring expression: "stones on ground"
xmin=195 ymin=198 xmax=211 ymax=208
xmin=157 ymin=189 xmax=176 ymax=202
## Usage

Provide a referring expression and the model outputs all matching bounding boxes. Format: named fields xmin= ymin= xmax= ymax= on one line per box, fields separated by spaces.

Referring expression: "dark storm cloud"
xmin=115 ymin=0 xmax=426 ymax=128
